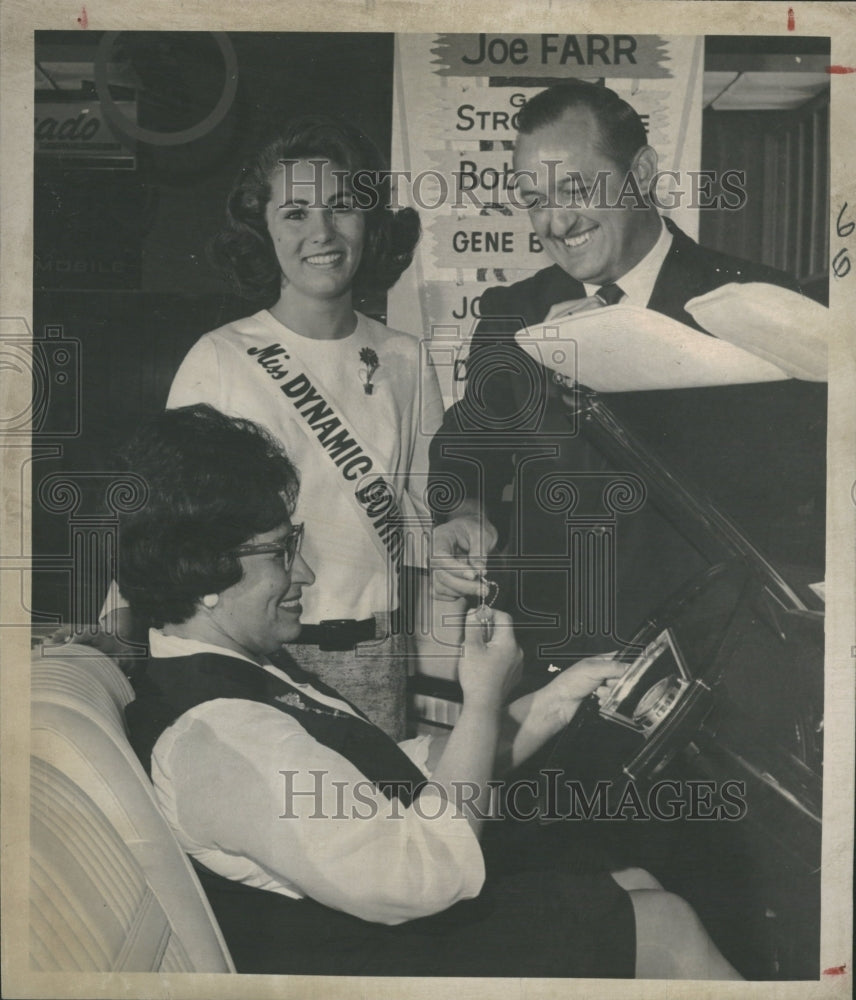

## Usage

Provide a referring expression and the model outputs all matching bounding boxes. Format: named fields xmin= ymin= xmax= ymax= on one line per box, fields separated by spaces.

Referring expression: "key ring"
xmin=475 ymin=576 xmax=499 ymax=642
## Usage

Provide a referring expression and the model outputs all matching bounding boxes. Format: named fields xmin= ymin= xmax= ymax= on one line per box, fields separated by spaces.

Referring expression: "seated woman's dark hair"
xmin=210 ymin=115 xmax=421 ymax=307
xmin=118 ymin=404 xmax=300 ymax=628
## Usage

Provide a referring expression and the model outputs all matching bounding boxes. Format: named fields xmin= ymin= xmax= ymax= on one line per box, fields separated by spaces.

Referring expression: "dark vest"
xmin=125 ymin=651 xmax=427 ymax=805
xmin=123 ymin=650 xmax=635 ymax=978
xmin=123 ymin=650 xmax=438 ymax=973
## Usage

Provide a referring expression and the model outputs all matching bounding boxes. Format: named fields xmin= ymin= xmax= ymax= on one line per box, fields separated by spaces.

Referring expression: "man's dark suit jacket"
xmin=429 ymin=219 xmax=826 ymax=670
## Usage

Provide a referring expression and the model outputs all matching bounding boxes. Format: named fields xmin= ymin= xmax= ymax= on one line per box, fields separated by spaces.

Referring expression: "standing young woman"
xmin=165 ymin=117 xmax=442 ymax=737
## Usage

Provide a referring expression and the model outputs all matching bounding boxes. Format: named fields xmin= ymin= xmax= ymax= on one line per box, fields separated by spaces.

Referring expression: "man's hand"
xmin=430 ymin=513 xmax=498 ymax=601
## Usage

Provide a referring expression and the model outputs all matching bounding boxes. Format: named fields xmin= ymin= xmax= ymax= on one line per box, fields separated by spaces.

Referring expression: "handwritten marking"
xmin=787 ymin=8 xmax=795 ymax=31
xmin=822 ymin=965 xmax=847 ymax=975
xmin=834 ymin=203 xmax=853 ymax=278
xmin=832 ymin=247 xmax=850 ymax=277
xmin=77 ymin=6 xmax=88 ymax=28
xmin=826 ymin=66 xmax=856 ymax=74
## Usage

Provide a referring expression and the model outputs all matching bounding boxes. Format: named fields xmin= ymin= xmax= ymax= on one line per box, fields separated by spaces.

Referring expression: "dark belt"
xmin=292 ymin=617 xmax=380 ymax=652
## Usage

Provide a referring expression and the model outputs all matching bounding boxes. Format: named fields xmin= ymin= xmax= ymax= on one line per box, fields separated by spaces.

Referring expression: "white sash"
xmin=244 ymin=340 xmax=405 ymax=572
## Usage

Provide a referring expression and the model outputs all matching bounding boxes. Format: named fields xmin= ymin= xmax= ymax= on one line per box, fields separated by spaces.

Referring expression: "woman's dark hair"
xmin=210 ymin=115 xmax=421 ymax=306
xmin=516 ymin=80 xmax=648 ymax=171
xmin=118 ymin=404 xmax=300 ymax=627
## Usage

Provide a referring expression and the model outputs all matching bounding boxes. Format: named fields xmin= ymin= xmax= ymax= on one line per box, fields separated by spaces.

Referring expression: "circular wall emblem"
xmin=94 ymin=32 xmax=238 ymax=147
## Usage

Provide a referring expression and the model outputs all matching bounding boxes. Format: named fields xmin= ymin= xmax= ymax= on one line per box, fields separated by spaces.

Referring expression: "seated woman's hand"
xmin=541 ymin=654 xmax=627 ymax=727
xmin=457 ymin=608 xmax=522 ymax=712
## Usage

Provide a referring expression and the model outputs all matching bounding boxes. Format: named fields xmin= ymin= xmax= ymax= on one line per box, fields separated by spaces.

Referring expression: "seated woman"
xmin=119 ymin=403 xmax=742 ymax=980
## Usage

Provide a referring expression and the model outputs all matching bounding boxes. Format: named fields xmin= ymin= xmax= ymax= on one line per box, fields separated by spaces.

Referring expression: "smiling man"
xmin=429 ymin=79 xmax=814 ymax=675
xmin=453 ymin=79 xmax=800 ymax=374
xmin=511 ymin=87 xmax=663 ymax=296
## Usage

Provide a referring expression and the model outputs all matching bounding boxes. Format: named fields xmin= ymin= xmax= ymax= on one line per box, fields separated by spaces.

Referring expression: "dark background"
xmin=32 ymin=32 xmax=396 ymax=625
xmin=31 ymin=31 xmax=829 ymax=625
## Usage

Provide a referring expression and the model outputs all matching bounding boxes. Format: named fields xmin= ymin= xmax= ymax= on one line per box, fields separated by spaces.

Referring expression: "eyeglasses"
xmin=231 ymin=523 xmax=304 ymax=572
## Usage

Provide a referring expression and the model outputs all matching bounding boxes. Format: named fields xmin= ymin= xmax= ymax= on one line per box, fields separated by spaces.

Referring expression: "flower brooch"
xmin=359 ymin=347 xmax=380 ymax=395
xmin=274 ymin=691 xmax=349 ymax=719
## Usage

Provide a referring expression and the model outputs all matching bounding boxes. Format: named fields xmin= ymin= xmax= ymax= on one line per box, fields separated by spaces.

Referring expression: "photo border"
xmin=2 ymin=3 xmax=853 ymax=998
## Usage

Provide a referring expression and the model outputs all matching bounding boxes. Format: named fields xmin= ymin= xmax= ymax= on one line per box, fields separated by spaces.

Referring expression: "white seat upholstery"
xmin=30 ymin=644 xmax=235 ymax=972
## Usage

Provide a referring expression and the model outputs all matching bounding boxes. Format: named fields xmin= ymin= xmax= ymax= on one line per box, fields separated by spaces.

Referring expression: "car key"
xmin=475 ymin=576 xmax=499 ymax=643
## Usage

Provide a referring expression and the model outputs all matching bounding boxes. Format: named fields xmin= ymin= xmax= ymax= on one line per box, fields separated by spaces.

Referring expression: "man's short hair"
xmin=516 ymin=80 xmax=648 ymax=170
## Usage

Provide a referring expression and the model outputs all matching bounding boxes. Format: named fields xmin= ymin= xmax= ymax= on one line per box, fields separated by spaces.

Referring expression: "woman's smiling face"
xmin=208 ymin=521 xmax=315 ymax=661
xmin=265 ymin=157 xmax=365 ymax=303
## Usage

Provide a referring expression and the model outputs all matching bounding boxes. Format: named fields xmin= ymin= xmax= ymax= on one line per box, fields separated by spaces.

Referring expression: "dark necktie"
xmin=595 ymin=282 xmax=625 ymax=306
xmin=544 ymin=283 xmax=626 ymax=322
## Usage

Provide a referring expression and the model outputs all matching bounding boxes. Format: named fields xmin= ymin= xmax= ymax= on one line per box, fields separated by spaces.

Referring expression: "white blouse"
xmin=147 ymin=631 xmax=485 ymax=925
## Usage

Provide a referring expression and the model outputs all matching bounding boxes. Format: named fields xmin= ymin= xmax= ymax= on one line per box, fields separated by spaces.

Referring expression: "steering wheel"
xmin=549 ymin=550 xmax=823 ymax=794
xmin=541 ymin=558 xmax=758 ymax=788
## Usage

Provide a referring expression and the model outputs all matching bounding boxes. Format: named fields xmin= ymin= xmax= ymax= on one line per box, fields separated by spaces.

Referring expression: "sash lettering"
xmin=248 ymin=342 xmax=404 ymax=568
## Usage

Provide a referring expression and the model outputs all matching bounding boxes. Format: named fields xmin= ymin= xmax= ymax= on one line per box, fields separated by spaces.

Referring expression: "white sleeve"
xmin=396 ymin=733 xmax=434 ymax=775
xmin=411 ymin=346 xmax=445 ymax=514
xmin=153 ymin=700 xmax=485 ymax=925
xmin=401 ymin=347 xmax=445 ymax=568
xmin=166 ymin=335 xmax=226 ymax=411
xmin=98 ymin=578 xmax=127 ymax=621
